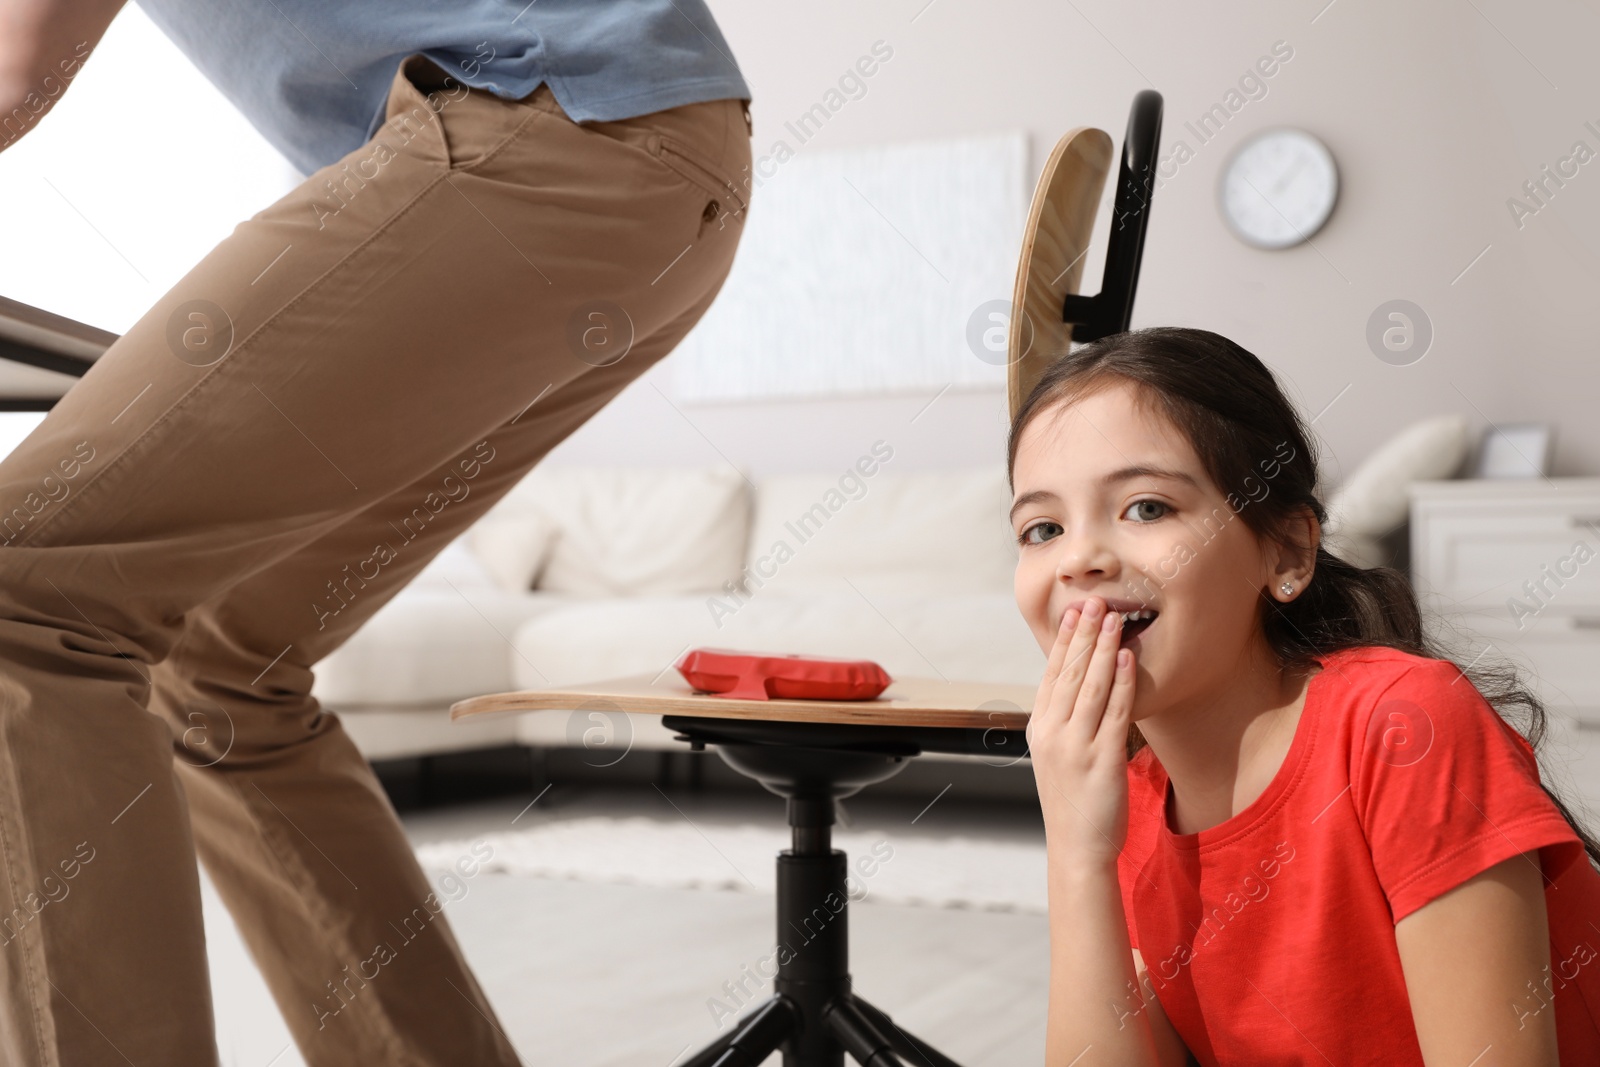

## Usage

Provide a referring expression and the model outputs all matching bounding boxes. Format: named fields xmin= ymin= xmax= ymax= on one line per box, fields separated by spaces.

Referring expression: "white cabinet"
xmin=1410 ymin=479 xmax=1600 ymax=814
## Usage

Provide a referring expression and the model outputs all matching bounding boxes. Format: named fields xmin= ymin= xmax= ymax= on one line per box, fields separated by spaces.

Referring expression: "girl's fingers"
xmin=1032 ymin=605 xmax=1080 ymax=719
xmin=1066 ymin=607 xmax=1122 ymax=741
xmin=1041 ymin=605 xmax=1095 ymax=726
xmin=1040 ymin=599 xmax=1105 ymax=728
xmin=1096 ymin=646 xmax=1136 ymax=747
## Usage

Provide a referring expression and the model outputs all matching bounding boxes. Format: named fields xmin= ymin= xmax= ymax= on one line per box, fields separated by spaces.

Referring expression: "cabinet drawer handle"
xmin=1572 ymin=515 xmax=1600 ymax=530
xmin=1575 ymin=617 xmax=1600 ymax=630
xmin=1577 ymin=719 xmax=1600 ymax=733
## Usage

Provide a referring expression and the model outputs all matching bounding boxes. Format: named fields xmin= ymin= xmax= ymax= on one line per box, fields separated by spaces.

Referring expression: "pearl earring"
xmin=1280 ymin=582 xmax=1295 ymax=597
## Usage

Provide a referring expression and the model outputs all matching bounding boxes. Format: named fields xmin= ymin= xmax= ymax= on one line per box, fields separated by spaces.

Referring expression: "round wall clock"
xmin=1218 ymin=128 xmax=1339 ymax=249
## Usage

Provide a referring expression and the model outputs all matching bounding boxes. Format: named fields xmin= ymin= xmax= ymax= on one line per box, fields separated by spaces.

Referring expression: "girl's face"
xmin=1010 ymin=380 xmax=1283 ymax=719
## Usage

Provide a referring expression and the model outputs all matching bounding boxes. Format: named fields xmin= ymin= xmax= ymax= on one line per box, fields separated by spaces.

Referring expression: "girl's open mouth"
xmin=1119 ymin=609 xmax=1157 ymax=649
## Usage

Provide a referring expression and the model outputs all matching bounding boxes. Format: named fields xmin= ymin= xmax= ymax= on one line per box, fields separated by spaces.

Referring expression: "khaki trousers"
xmin=0 ymin=54 xmax=750 ymax=1066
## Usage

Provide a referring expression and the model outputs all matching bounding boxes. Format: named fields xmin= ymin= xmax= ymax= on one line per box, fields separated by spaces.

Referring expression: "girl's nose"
xmin=1051 ymin=525 xmax=1119 ymax=583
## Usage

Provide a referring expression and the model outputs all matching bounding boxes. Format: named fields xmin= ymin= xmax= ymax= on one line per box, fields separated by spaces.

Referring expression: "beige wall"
xmin=544 ymin=0 xmax=1600 ymax=483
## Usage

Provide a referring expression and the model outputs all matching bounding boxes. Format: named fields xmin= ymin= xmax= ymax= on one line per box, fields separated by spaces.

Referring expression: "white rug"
xmin=414 ymin=816 xmax=1048 ymax=914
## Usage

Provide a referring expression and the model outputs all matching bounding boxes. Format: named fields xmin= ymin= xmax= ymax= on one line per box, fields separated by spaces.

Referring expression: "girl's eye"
xmin=1016 ymin=521 xmax=1060 ymax=547
xmin=1017 ymin=502 xmax=1171 ymax=547
xmin=1124 ymin=499 xmax=1169 ymax=522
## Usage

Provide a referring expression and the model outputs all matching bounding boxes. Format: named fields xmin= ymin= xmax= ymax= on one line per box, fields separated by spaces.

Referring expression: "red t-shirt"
xmin=1117 ymin=645 xmax=1600 ymax=1065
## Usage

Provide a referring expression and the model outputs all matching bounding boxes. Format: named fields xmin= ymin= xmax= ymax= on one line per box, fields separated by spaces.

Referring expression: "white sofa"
xmin=312 ymin=461 xmax=1047 ymax=762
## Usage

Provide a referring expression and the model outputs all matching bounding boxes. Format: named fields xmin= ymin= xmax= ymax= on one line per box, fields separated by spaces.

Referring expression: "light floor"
xmin=207 ymin=785 xmax=1050 ymax=1067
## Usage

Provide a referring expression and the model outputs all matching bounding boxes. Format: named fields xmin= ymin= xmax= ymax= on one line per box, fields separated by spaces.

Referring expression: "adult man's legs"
xmin=151 ymin=288 xmax=743 ymax=1066
xmin=0 ymin=52 xmax=749 ymax=1065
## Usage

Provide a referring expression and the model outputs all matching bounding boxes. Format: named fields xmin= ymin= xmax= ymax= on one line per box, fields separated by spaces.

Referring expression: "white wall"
xmin=547 ymin=0 xmax=1600 ymax=483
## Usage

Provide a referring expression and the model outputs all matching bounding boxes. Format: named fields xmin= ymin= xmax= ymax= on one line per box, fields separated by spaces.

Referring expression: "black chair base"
xmin=662 ymin=718 xmax=1025 ymax=1067
xmin=681 ymin=992 xmax=962 ymax=1067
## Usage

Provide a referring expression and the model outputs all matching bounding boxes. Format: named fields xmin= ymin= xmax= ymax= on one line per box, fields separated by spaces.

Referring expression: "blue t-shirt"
xmin=133 ymin=0 xmax=752 ymax=175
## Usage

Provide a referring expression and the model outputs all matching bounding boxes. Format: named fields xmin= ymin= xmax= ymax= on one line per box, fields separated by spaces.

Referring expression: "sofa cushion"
xmin=744 ymin=466 xmax=1017 ymax=598
xmin=470 ymin=511 xmax=560 ymax=591
xmin=311 ymin=588 xmax=581 ymax=706
xmin=507 ymin=591 xmax=1046 ymax=694
xmin=410 ymin=533 xmax=500 ymax=590
xmin=473 ymin=466 xmax=750 ymax=597
xmin=1327 ymin=413 xmax=1471 ymax=537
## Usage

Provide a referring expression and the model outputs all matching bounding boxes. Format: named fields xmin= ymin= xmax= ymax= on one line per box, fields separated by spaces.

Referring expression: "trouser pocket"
xmin=657 ymin=131 xmax=749 ymax=217
xmin=389 ymin=53 xmax=555 ymax=172
xmin=574 ymin=96 xmax=752 ymax=236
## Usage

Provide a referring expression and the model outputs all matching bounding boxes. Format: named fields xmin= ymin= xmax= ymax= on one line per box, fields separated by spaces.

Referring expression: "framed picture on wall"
xmin=1471 ymin=423 xmax=1553 ymax=479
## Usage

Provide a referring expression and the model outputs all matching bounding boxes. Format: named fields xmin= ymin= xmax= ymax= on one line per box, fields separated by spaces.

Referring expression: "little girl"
xmin=1008 ymin=327 xmax=1600 ymax=1066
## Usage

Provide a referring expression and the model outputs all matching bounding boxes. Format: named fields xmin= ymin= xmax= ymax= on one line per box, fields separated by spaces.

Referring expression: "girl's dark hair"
xmin=1006 ymin=326 xmax=1600 ymax=871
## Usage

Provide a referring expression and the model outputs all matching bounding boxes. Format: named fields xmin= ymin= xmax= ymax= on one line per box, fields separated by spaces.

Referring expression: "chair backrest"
xmin=1007 ymin=126 xmax=1112 ymax=421
xmin=1007 ymin=91 xmax=1163 ymax=423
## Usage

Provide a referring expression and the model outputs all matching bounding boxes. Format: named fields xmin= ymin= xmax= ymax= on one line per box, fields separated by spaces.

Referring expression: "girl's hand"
xmin=1027 ymin=595 xmax=1137 ymax=865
